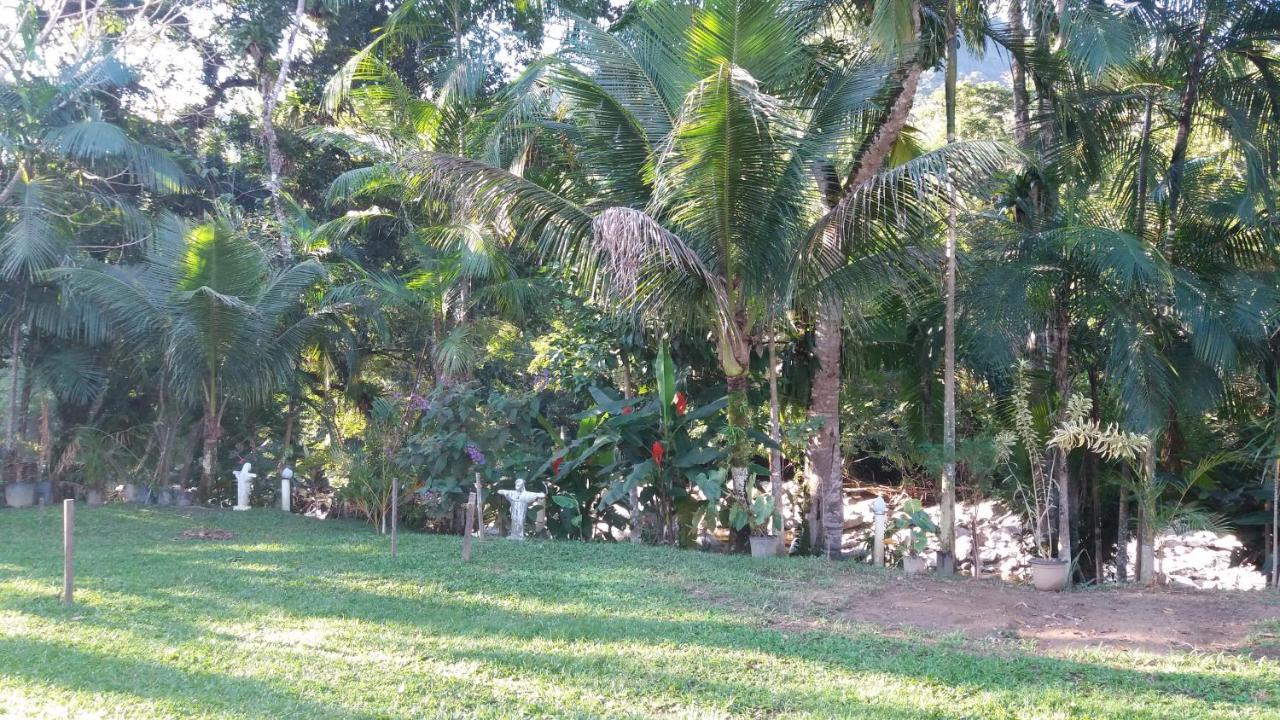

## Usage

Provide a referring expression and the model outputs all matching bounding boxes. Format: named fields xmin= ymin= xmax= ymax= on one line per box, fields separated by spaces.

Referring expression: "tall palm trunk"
xmin=5 ymin=313 xmax=21 ymax=484
xmin=1052 ymin=302 xmax=1072 ymax=565
xmin=1272 ymin=457 xmax=1279 ymax=589
xmin=937 ymin=0 xmax=959 ymax=575
xmin=1008 ymin=0 xmax=1030 ymax=145
xmin=1116 ymin=484 xmax=1129 ymax=581
xmin=1163 ymin=13 xmax=1211 ymax=255
xmin=260 ymin=0 xmax=307 ymax=259
xmin=767 ymin=329 xmax=785 ymax=555
xmin=806 ymin=22 xmax=923 ymax=560
xmin=198 ymin=392 xmax=222 ymax=503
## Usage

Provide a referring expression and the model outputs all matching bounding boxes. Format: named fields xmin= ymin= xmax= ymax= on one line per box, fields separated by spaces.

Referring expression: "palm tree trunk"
xmin=1163 ymin=13 xmax=1211 ymax=256
xmin=5 ymin=314 xmax=21 ymax=484
xmin=1272 ymin=457 xmax=1279 ymax=589
xmin=805 ymin=16 xmax=924 ymax=560
xmin=937 ymin=0 xmax=959 ymax=576
xmin=1008 ymin=0 xmax=1030 ymax=145
xmin=719 ymin=315 xmax=753 ymax=553
xmin=261 ymin=0 xmax=307 ymax=259
xmin=199 ymin=401 xmax=221 ymax=502
xmin=13 ymin=366 xmax=32 ymax=484
xmin=807 ymin=299 xmax=844 ymax=560
xmin=767 ymin=330 xmax=785 ymax=555
xmin=1052 ymin=302 xmax=1072 ymax=568
xmin=1116 ymin=484 xmax=1129 ymax=582
xmin=1137 ymin=445 xmax=1157 ymax=585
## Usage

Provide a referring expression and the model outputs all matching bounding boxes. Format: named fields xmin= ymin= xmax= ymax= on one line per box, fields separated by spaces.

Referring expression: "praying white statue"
xmin=497 ymin=478 xmax=544 ymax=541
xmin=233 ymin=463 xmax=256 ymax=511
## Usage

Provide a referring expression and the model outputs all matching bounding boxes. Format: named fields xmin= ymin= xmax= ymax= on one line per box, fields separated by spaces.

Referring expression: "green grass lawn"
xmin=1 ymin=506 xmax=1277 ymax=719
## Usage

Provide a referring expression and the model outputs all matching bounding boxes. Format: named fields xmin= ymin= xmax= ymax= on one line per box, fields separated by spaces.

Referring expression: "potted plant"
xmin=731 ymin=493 xmax=778 ymax=558
xmin=893 ymin=499 xmax=937 ymax=574
xmin=3 ymin=478 xmax=37 ymax=508
xmin=1009 ymin=364 xmax=1149 ymax=591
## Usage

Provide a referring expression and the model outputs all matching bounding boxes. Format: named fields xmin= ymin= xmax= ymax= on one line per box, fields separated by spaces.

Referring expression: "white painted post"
xmin=280 ymin=467 xmax=293 ymax=512
xmin=872 ymin=496 xmax=887 ymax=567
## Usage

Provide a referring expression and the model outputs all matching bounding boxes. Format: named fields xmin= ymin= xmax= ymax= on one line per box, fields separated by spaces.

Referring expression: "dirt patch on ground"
xmin=177 ymin=528 xmax=235 ymax=541
xmin=782 ymin=574 xmax=1280 ymax=656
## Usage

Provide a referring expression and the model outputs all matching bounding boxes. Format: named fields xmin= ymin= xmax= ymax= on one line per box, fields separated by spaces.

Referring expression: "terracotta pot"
xmin=902 ymin=555 xmax=928 ymax=574
xmin=3 ymin=482 xmax=36 ymax=508
xmin=1030 ymin=558 xmax=1070 ymax=591
xmin=749 ymin=535 xmax=779 ymax=558
xmin=85 ymin=488 xmax=105 ymax=507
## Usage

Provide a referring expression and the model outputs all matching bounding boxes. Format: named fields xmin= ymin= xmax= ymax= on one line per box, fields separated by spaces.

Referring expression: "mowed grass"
xmin=1 ymin=507 xmax=1277 ymax=719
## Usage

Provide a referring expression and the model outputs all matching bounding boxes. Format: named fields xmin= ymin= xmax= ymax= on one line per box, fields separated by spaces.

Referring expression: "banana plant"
xmin=532 ymin=342 xmax=727 ymax=544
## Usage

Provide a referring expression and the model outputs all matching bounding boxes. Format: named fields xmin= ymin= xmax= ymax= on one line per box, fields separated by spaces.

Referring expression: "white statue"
xmin=233 ymin=463 xmax=256 ymax=511
xmin=497 ymin=478 xmax=544 ymax=541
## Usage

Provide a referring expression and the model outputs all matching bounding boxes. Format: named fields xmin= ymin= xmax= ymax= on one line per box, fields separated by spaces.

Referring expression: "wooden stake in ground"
xmin=62 ymin=499 xmax=74 ymax=606
xmin=474 ymin=473 xmax=484 ymax=540
xmin=390 ymin=477 xmax=399 ymax=559
xmin=462 ymin=492 xmax=476 ymax=562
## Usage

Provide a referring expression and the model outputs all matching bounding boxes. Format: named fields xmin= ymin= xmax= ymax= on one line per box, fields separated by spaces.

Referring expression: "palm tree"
xmin=392 ymin=0 xmax=1007 ymax=546
xmin=64 ymin=220 xmax=326 ymax=500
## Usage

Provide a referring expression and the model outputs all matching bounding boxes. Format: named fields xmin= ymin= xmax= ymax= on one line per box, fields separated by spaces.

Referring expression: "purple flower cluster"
xmin=409 ymin=393 xmax=431 ymax=412
xmin=465 ymin=442 xmax=487 ymax=466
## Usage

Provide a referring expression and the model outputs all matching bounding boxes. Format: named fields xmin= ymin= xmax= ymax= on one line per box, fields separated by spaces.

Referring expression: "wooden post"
xmin=390 ymin=478 xmax=399 ymax=559
xmin=462 ymin=492 xmax=476 ymax=562
xmin=474 ymin=473 xmax=484 ymax=541
xmin=62 ymin=499 xmax=74 ymax=606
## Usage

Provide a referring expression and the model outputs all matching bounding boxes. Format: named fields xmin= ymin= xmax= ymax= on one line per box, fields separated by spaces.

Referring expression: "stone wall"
xmin=839 ymin=488 xmax=1270 ymax=589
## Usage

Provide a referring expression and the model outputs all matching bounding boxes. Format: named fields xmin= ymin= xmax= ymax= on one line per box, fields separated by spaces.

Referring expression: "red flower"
xmin=651 ymin=441 xmax=665 ymax=467
xmin=551 ymin=457 xmax=563 ymax=476
xmin=674 ymin=391 xmax=687 ymax=416
xmin=622 ymin=406 xmax=634 ymax=415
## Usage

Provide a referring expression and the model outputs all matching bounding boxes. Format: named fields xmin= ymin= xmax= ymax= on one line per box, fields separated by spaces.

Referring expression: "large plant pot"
xmin=122 ymin=483 xmax=147 ymax=503
xmin=85 ymin=488 xmax=106 ymax=507
xmin=174 ymin=488 xmax=193 ymax=507
xmin=4 ymin=482 xmax=36 ymax=508
xmin=749 ymin=535 xmax=779 ymax=558
xmin=902 ymin=555 xmax=928 ymax=574
xmin=156 ymin=487 xmax=174 ymax=506
xmin=1030 ymin=558 xmax=1070 ymax=591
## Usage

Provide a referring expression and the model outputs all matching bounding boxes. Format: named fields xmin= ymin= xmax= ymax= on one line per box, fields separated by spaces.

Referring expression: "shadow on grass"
xmin=3 ymin=507 xmax=1276 ymax=717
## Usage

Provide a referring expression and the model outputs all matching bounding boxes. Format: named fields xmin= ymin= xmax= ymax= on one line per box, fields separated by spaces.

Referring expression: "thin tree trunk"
xmin=937 ymin=0 xmax=959 ymax=576
xmin=1272 ymin=458 xmax=1279 ymax=589
xmin=261 ymin=0 xmax=307 ymax=259
xmin=767 ymin=330 xmax=785 ymax=555
xmin=620 ymin=348 xmax=634 ymax=399
xmin=1088 ymin=368 xmax=1102 ymax=582
xmin=1134 ymin=99 xmax=1154 ymax=241
xmin=13 ymin=365 xmax=32 ymax=484
xmin=1052 ymin=303 xmax=1072 ymax=568
xmin=1116 ymin=483 xmax=1129 ymax=582
xmin=276 ymin=393 xmax=297 ymax=477
xmin=1137 ymin=446 xmax=1156 ymax=585
xmin=5 ymin=314 xmax=21 ymax=484
xmin=1163 ymin=13 xmax=1211 ymax=256
xmin=1008 ymin=0 xmax=1030 ymax=145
